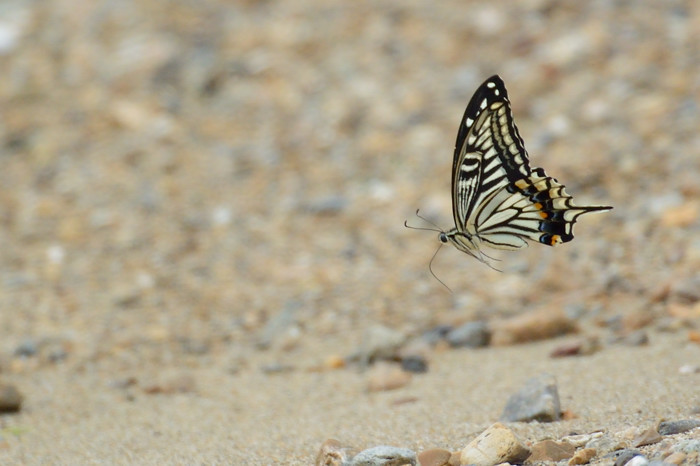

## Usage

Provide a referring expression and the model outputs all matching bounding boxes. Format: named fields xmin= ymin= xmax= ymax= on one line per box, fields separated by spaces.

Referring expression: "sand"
xmin=0 ymin=0 xmax=699 ymax=464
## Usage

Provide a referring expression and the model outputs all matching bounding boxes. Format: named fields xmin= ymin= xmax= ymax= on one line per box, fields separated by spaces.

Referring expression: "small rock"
xmin=663 ymin=452 xmax=686 ymax=465
xmin=257 ymin=302 xmax=299 ymax=350
xmin=260 ymin=363 xmax=295 ymax=374
xmin=657 ymin=419 xmax=700 ymax=435
xmin=142 ymin=374 xmax=197 ymax=394
xmin=586 ymin=436 xmax=626 ymax=455
xmin=446 ymin=321 xmax=490 ymax=348
xmin=350 ymin=445 xmax=417 ymax=466
xmin=527 ymin=439 xmax=575 ymax=462
xmin=490 ymin=308 xmax=577 ymax=346
xmin=400 ymin=355 xmax=428 ymax=374
xmin=367 ymin=362 xmax=412 ymax=392
xmin=688 ymin=330 xmax=700 ymax=344
xmin=611 ymin=449 xmax=643 ymax=466
xmin=324 ymin=354 xmax=346 ymax=370
xmin=353 ymin=325 xmax=408 ymax=365
xmin=550 ymin=336 xmax=601 ymax=357
xmin=568 ymin=447 xmax=597 ymax=465
xmin=315 ymin=439 xmax=354 ymax=466
xmin=421 ymin=325 xmax=453 ymax=346
xmin=671 ymin=274 xmax=700 ymax=302
xmin=459 ymin=422 xmax=530 ymax=466
xmin=417 ymin=448 xmax=452 ymax=466
xmin=632 ymin=426 xmax=662 ymax=447
xmin=678 ymin=364 xmax=700 ymax=374
xmin=0 ymin=384 xmax=23 ymax=413
xmin=14 ymin=339 xmax=38 ymax=357
xmin=622 ymin=455 xmax=649 ymax=466
xmin=620 ymin=330 xmax=649 ymax=346
xmin=500 ymin=373 xmax=561 ymax=422
xmin=561 ymin=432 xmax=603 ymax=448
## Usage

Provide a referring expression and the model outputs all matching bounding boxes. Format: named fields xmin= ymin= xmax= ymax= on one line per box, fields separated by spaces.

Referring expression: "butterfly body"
xmin=440 ymin=75 xmax=612 ymax=264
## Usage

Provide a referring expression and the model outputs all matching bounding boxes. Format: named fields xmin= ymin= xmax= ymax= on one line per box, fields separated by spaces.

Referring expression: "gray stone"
xmin=350 ymin=446 xmax=417 ymax=466
xmin=500 ymin=373 xmax=561 ymax=422
xmin=446 ymin=321 xmax=490 ymax=348
xmin=658 ymin=419 xmax=700 ymax=435
xmin=610 ymin=449 xmax=643 ymax=466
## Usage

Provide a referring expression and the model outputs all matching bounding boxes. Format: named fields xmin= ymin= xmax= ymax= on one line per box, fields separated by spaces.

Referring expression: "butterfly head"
xmin=438 ymin=232 xmax=449 ymax=244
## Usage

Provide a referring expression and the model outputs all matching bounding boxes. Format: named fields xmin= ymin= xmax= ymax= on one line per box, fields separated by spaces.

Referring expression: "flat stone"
xmin=446 ymin=321 xmax=490 ymax=348
xmin=632 ymin=426 xmax=662 ymax=447
xmin=417 ymin=448 xmax=452 ymax=466
xmin=527 ymin=439 xmax=575 ymax=462
xmin=460 ymin=422 xmax=530 ymax=466
xmin=500 ymin=373 xmax=561 ymax=422
xmin=568 ymin=447 xmax=597 ymax=465
xmin=658 ymin=419 xmax=700 ymax=435
xmin=350 ymin=445 xmax=417 ymax=466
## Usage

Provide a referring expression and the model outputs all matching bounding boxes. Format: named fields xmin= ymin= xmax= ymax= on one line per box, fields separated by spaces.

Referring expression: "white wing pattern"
xmin=440 ymin=75 xmax=612 ymax=262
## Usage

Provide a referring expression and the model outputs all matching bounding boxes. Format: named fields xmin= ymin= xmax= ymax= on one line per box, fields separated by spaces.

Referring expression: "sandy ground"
xmin=0 ymin=0 xmax=699 ymax=464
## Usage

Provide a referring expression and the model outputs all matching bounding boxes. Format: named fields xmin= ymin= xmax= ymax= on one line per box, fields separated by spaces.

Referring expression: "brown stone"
xmin=417 ymin=448 xmax=452 ymax=466
xmin=527 ymin=439 xmax=575 ymax=462
xmin=568 ymin=448 xmax=597 ymax=465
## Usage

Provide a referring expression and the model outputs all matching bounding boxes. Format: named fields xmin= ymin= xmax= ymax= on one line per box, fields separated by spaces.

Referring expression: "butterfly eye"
xmin=439 ymin=232 xmax=448 ymax=243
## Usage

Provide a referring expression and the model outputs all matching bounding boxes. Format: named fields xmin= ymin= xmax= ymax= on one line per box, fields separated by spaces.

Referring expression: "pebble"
xmin=527 ymin=439 xmax=575 ymax=462
xmin=662 ymin=452 xmax=686 ymax=464
xmin=416 ymin=448 xmax=452 ymax=466
xmin=568 ymin=447 xmax=597 ymax=465
xmin=550 ymin=336 xmax=601 ymax=357
xmin=619 ymin=330 xmax=650 ymax=346
xmin=400 ymin=355 xmax=428 ymax=374
xmin=671 ymin=274 xmax=700 ymax=302
xmin=14 ymin=339 xmax=38 ymax=357
xmin=459 ymin=422 xmax=530 ymax=466
xmin=421 ymin=325 xmax=453 ymax=346
xmin=561 ymin=431 xmax=603 ymax=448
xmin=622 ymin=455 xmax=649 ymax=466
xmin=586 ymin=436 xmax=627 ymax=455
xmin=0 ymin=384 xmax=23 ymax=413
xmin=315 ymin=439 xmax=354 ymax=466
xmin=366 ymin=362 xmax=412 ymax=392
xmin=445 ymin=321 xmax=490 ymax=348
xmin=632 ymin=426 xmax=662 ymax=447
xmin=500 ymin=373 xmax=561 ymax=422
xmin=657 ymin=419 xmax=700 ymax=435
xmin=350 ymin=445 xmax=417 ymax=466
xmin=256 ymin=302 xmax=299 ymax=350
xmin=611 ymin=449 xmax=643 ymax=466
xmin=490 ymin=308 xmax=577 ymax=346
xmin=353 ymin=325 xmax=408 ymax=365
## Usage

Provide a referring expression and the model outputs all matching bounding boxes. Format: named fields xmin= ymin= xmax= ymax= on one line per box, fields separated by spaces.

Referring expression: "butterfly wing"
xmin=451 ymin=75 xmax=612 ymax=251
xmin=451 ymin=75 xmax=529 ymax=235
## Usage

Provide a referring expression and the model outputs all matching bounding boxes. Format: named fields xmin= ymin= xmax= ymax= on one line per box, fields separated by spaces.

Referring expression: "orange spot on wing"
xmin=534 ymin=202 xmax=543 ymax=210
xmin=540 ymin=211 xmax=548 ymax=219
xmin=550 ymin=235 xmax=560 ymax=245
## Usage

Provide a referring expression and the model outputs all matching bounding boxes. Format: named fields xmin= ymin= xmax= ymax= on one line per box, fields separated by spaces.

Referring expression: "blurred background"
xmin=0 ymin=0 xmax=698 ymax=462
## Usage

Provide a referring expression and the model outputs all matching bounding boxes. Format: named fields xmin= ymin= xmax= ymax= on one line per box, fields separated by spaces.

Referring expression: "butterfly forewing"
xmin=446 ymin=75 xmax=612 ymax=256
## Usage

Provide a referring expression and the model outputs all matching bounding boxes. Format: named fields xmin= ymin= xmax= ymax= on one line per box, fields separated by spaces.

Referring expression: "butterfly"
xmin=411 ymin=75 xmax=612 ymax=267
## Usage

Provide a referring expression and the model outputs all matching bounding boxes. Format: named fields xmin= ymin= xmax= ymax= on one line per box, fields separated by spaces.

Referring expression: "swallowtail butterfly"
xmin=428 ymin=75 xmax=612 ymax=265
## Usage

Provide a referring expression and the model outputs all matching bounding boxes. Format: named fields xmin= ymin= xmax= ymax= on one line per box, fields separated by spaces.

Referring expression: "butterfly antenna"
xmin=414 ymin=209 xmax=444 ymax=230
xmin=428 ymin=243 xmax=452 ymax=293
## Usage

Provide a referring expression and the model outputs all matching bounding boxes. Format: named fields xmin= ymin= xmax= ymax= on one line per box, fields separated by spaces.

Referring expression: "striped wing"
xmin=451 ymin=75 xmax=612 ymax=251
